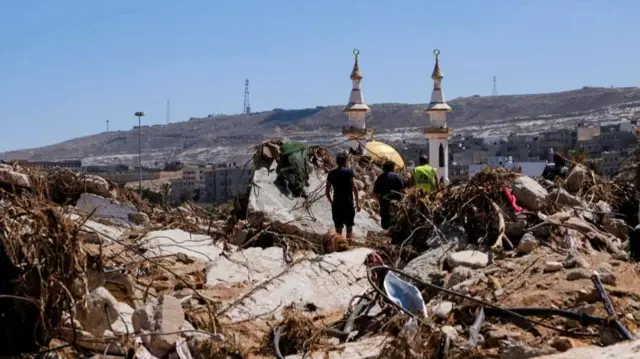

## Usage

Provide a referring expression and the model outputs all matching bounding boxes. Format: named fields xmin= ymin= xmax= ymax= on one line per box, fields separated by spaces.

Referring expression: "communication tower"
xmin=244 ymin=79 xmax=251 ymax=114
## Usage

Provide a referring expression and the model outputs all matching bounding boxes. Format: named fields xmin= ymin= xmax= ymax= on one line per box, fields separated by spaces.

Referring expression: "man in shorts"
xmin=325 ymin=153 xmax=361 ymax=238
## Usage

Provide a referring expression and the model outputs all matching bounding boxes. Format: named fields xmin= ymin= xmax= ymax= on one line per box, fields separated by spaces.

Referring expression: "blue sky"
xmin=1 ymin=0 xmax=639 ymax=151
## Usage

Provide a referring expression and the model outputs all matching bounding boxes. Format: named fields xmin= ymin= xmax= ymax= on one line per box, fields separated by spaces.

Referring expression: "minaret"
xmin=343 ymin=48 xmax=371 ymax=153
xmin=424 ymin=49 xmax=453 ymax=179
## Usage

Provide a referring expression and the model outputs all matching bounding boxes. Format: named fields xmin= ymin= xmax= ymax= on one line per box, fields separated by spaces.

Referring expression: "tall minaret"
xmin=424 ymin=49 xmax=453 ymax=179
xmin=343 ymin=48 xmax=371 ymax=153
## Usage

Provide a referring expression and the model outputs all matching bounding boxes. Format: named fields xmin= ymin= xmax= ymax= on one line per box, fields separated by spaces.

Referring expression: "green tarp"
xmin=276 ymin=142 xmax=309 ymax=197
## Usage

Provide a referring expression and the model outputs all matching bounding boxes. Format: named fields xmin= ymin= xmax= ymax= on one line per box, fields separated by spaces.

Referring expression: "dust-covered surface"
xmin=3 ymin=143 xmax=640 ymax=359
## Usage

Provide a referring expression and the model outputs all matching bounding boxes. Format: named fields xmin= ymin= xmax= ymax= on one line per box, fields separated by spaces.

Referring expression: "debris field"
xmin=2 ymin=143 xmax=640 ymax=359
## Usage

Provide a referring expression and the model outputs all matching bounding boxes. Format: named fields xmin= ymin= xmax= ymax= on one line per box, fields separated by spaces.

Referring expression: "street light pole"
xmin=134 ymin=112 xmax=145 ymax=197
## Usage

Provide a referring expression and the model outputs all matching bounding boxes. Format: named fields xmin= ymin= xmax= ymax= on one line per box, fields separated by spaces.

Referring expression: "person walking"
xmin=325 ymin=153 xmax=361 ymax=238
xmin=413 ymin=155 xmax=439 ymax=192
xmin=373 ymin=160 xmax=404 ymax=230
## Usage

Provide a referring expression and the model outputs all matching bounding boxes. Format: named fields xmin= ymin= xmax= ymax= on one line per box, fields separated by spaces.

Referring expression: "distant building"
xmin=599 ymin=151 xmax=622 ymax=176
xmin=181 ymin=165 xmax=210 ymax=191
xmin=19 ymin=160 xmax=82 ymax=172
xmin=204 ymin=167 xmax=253 ymax=203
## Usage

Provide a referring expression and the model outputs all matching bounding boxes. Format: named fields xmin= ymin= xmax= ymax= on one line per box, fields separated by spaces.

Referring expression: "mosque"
xmin=341 ymin=48 xmax=453 ymax=181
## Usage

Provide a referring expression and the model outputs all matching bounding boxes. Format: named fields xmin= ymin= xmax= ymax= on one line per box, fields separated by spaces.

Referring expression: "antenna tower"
xmin=244 ymin=79 xmax=251 ymax=115
xmin=492 ymin=76 xmax=498 ymax=96
xmin=166 ymin=100 xmax=170 ymax=124
xmin=106 ymin=119 xmax=109 ymax=132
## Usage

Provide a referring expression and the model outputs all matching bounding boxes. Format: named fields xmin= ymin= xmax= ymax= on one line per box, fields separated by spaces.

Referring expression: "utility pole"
xmin=166 ymin=100 xmax=170 ymax=124
xmin=492 ymin=76 xmax=498 ymax=96
xmin=134 ymin=112 xmax=145 ymax=196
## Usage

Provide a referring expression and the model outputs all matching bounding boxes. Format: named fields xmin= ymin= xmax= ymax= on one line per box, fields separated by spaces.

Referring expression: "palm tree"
xmin=160 ymin=182 xmax=171 ymax=206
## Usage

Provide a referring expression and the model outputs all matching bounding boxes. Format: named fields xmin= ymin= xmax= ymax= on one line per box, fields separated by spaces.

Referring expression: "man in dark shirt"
xmin=374 ymin=161 xmax=404 ymax=230
xmin=325 ymin=153 xmax=361 ymax=238
xmin=542 ymin=153 xmax=569 ymax=180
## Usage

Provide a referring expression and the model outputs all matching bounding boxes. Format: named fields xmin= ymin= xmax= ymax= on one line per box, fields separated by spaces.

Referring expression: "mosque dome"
xmin=364 ymin=141 xmax=405 ymax=169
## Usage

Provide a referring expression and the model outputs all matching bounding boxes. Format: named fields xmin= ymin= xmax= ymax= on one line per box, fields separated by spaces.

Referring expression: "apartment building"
xmin=204 ymin=167 xmax=253 ymax=203
xmin=181 ymin=165 xmax=210 ymax=190
xmin=599 ymin=151 xmax=622 ymax=176
xmin=18 ymin=159 xmax=82 ymax=171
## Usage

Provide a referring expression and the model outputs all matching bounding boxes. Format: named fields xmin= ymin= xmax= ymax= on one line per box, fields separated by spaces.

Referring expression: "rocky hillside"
xmin=3 ymin=86 xmax=640 ymax=165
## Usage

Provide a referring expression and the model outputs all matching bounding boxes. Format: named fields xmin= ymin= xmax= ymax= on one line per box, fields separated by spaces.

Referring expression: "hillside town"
xmin=9 ymin=50 xmax=640 ymax=205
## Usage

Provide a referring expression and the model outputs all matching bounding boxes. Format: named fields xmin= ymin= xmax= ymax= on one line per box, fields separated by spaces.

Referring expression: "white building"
xmin=342 ymin=49 xmax=371 ymax=153
xmin=181 ymin=165 xmax=209 ymax=190
xmin=204 ymin=167 xmax=253 ymax=203
xmin=423 ymin=49 xmax=453 ymax=179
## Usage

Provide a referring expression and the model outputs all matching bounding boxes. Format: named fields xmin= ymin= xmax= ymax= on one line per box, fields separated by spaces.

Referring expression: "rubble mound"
xmin=2 ymin=150 xmax=640 ymax=358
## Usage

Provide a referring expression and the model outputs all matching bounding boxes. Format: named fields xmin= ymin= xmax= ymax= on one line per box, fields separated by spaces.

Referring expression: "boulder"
xmin=566 ymin=165 xmax=588 ymax=193
xmin=447 ymin=250 xmax=489 ymax=269
xmin=512 ymin=176 xmax=548 ymax=211
xmin=403 ymin=246 xmax=447 ymax=283
xmin=517 ymin=233 xmax=538 ymax=254
xmin=149 ymin=295 xmax=185 ymax=354
xmin=248 ymin=161 xmax=380 ymax=240
xmin=0 ymin=165 xmax=30 ymax=188
xmin=548 ymin=188 xmax=586 ymax=207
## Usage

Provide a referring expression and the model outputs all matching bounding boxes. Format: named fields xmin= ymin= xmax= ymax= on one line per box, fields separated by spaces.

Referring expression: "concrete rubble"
xmin=2 ymin=147 xmax=640 ymax=358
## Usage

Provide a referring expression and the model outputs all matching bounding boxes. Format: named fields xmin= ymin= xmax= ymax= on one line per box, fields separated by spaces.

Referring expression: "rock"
xmin=432 ymin=301 xmax=454 ymax=319
xmin=566 ymin=269 xmax=591 ymax=281
xmin=603 ymin=218 xmax=628 ymax=240
xmin=566 ymin=304 xmax=597 ymax=328
xmin=441 ymin=325 xmax=458 ymax=341
xmin=563 ymin=252 xmax=589 ymax=269
xmin=518 ymin=233 xmax=538 ymax=254
xmin=500 ymin=340 xmax=557 ymax=359
xmin=149 ymin=295 xmax=185 ymax=354
xmin=551 ymin=336 xmax=586 ymax=352
xmin=132 ymin=299 xmax=157 ymax=332
xmin=596 ymin=263 xmax=617 ymax=285
xmin=512 ymin=176 xmax=548 ymax=211
xmin=128 ymin=212 xmax=150 ymax=225
xmin=447 ymin=250 xmax=489 ymax=269
xmin=0 ymin=166 xmax=31 ymax=187
xmin=447 ymin=266 xmax=473 ymax=287
xmin=403 ymin=247 xmax=447 ymax=283
xmin=566 ymin=165 xmax=587 ymax=193
xmin=485 ymin=328 xmax=521 ymax=348
xmin=83 ymin=174 xmax=112 ymax=198
xmin=595 ymin=201 xmax=614 ymax=224
xmin=544 ymin=261 xmax=563 ymax=273
xmin=76 ymin=287 xmax=134 ymax=337
xmin=548 ymin=188 xmax=586 ymax=207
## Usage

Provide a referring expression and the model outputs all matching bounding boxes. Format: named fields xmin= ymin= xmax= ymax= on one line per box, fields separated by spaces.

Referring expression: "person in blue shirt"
xmin=325 ymin=153 xmax=361 ymax=238
xmin=373 ymin=161 xmax=405 ymax=230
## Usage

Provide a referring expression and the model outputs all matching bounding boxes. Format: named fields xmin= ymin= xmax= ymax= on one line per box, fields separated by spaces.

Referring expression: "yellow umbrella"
xmin=364 ymin=140 xmax=405 ymax=169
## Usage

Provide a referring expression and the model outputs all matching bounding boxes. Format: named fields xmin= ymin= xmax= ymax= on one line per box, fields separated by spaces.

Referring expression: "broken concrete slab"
xmin=139 ymin=229 xmax=224 ymax=262
xmin=75 ymin=193 xmax=142 ymax=227
xmin=219 ymin=247 xmax=372 ymax=322
xmin=67 ymin=213 xmax=125 ymax=242
xmin=248 ymin=161 xmax=380 ymax=240
xmin=206 ymin=246 xmax=293 ymax=286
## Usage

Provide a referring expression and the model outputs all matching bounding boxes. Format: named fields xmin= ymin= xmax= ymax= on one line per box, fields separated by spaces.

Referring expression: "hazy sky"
xmin=1 ymin=0 xmax=639 ymax=151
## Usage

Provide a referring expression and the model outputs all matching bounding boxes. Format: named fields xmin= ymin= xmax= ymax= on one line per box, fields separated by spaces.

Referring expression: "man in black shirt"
xmin=325 ymin=154 xmax=361 ymax=238
xmin=373 ymin=161 xmax=405 ymax=230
